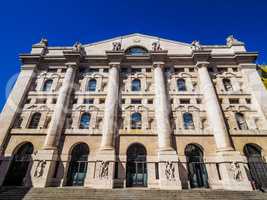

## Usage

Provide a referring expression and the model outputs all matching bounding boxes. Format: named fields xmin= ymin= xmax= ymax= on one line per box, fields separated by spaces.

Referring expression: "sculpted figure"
xmin=191 ymin=40 xmax=202 ymax=50
xmin=99 ymin=161 xmax=109 ymax=179
xmin=165 ymin=161 xmax=175 ymax=180
xmin=112 ymin=42 xmax=121 ymax=51
xmin=34 ymin=160 xmax=46 ymax=178
xmin=73 ymin=42 xmax=82 ymax=52
xmin=152 ymin=41 xmax=162 ymax=51
xmin=230 ymin=162 xmax=243 ymax=181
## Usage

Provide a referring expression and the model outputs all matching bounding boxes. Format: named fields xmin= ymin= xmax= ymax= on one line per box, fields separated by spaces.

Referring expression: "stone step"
xmin=0 ymin=188 xmax=266 ymax=200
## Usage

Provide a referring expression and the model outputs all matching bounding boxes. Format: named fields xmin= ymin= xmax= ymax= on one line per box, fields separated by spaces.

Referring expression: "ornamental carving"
xmin=165 ymin=161 xmax=175 ymax=181
xmin=152 ymin=41 xmax=162 ymax=51
xmin=34 ymin=160 xmax=46 ymax=178
xmin=191 ymin=40 xmax=202 ymax=50
xmin=112 ymin=42 xmax=121 ymax=51
xmin=99 ymin=161 xmax=109 ymax=179
xmin=230 ymin=162 xmax=243 ymax=181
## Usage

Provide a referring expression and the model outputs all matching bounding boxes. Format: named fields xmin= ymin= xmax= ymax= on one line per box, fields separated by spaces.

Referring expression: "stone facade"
xmin=0 ymin=34 xmax=267 ymax=190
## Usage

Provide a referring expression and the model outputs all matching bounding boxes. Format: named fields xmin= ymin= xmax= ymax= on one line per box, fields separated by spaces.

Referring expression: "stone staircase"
xmin=0 ymin=187 xmax=266 ymax=200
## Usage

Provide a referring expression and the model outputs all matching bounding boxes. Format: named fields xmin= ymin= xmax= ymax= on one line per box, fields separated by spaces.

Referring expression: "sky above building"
xmin=0 ymin=0 xmax=266 ymax=110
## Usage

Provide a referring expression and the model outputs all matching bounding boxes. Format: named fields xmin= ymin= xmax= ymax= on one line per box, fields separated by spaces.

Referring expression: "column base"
xmin=215 ymin=151 xmax=253 ymax=191
xmin=88 ymin=149 xmax=115 ymax=189
xmin=158 ymin=150 xmax=182 ymax=190
xmin=31 ymin=149 xmax=58 ymax=188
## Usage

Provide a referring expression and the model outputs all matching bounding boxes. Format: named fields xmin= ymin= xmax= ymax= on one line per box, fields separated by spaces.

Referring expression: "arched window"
xmin=223 ymin=78 xmax=233 ymax=91
xmin=43 ymin=79 xmax=53 ymax=91
xmin=3 ymin=142 xmax=34 ymax=186
xmin=185 ymin=144 xmax=208 ymax=188
xmin=28 ymin=112 xmax=41 ymax=129
xmin=177 ymin=79 xmax=186 ymax=91
xmin=87 ymin=79 xmax=97 ymax=91
xmin=67 ymin=143 xmax=89 ymax=186
xmin=131 ymin=79 xmax=141 ymax=91
xmin=235 ymin=112 xmax=248 ymax=130
xmin=80 ymin=113 xmax=91 ymax=129
xmin=131 ymin=112 xmax=142 ymax=129
xmin=244 ymin=144 xmax=267 ymax=189
xmin=13 ymin=115 xmax=23 ymax=129
xmin=126 ymin=46 xmax=148 ymax=56
xmin=126 ymin=143 xmax=147 ymax=187
xmin=183 ymin=112 xmax=194 ymax=129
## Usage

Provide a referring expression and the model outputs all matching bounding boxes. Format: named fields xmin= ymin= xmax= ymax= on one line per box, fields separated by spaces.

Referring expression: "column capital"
xmin=65 ymin=62 xmax=79 ymax=70
xmin=152 ymin=61 xmax=165 ymax=69
xmin=108 ymin=62 xmax=121 ymax=68
xmin=21 ymin=64 xmax=38 ymax=71
xmin=195 ymin=61 xmax=210 ymax=69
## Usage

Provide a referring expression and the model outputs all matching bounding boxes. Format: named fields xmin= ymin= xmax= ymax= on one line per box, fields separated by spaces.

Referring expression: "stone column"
xmin=93 ymin=62 xmax=120 ymax=189
xmin=197 ymin=62 xmax=233 ymax=151
xmin=32 ymin=64 xmax=77 ymax=187
xmin=0 ymin=64 xmax=36 ymax=155
xmin=153 ymin=62 xmax=181 ymax=190
xmin=100 ymin=63 xmax=120 ymax=150
xmin=0 ymin=65 xmax=36 ymax=186
xmin=197 ymin=61 xmax=252 ymax=191
xmin=43 ymin=64 xmax=77 ymax=149
xmin=153 ymin=63 xmax=173 ymax=151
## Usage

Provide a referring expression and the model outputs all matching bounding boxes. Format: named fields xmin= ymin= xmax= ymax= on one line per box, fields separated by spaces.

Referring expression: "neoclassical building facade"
xmin=0 ymin=33 xmax=267 ymax=190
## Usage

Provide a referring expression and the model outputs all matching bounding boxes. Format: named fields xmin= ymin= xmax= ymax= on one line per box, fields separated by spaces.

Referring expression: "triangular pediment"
xmin=83 ymin=33 xmax=192 ymax=55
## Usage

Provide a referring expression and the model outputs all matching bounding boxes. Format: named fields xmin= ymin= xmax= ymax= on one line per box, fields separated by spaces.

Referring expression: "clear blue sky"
xmin=0 ymin=0 xmax=266 ymax=110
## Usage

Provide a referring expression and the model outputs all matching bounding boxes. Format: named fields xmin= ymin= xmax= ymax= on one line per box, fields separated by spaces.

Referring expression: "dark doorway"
xmin=126 ymin=143 xmax=147 ymax=187
xmin=244 ymin=144 xmax=267 ymax=190
xmin=185 ymin=144 xmax=209 ymax=188
xmin=66 ymin=143 xmax=89 ymax=186
xmin=3 ymin=142 xmax=34 ymax=186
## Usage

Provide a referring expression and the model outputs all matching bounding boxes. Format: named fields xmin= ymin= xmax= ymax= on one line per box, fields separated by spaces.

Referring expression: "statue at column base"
xmin=87 ymin=149 xmax=115 ymax=189
xmin=31 ymin=149 xmax=59 ymax=187
xmin=157 ymin=150 xmax=182 ymax=190
xmin=214 ymin=151 xmax=253 ymax=191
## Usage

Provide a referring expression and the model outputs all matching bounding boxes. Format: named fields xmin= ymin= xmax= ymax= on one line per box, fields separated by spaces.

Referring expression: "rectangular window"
xmin=196 ymin=98 xmax=202 ymax=104
xmin=121 ymin=99 xmax=125 ymax=104
xmin=180 ymin=99 xmax=190 ymax=104
xmin=131 ymin=68 xmax=141 ymax=73
xmin=99 ymin=98 xmax=105 ymax=104
xmin=245 ymin=98 xmax=251 ymax=104
xmin=147 ymin=99 xmax=153 ymax=104
xmin=174 ymin=68 xmax=184 ymax=73
xmin=84 ymin=98 xmax=94 ymax=104
xmin=146 ymin=68 xmax=151 ymax=72
xmin=131 ymin=99 xmax=142 ymax=104
xmin=36 ymin=98 xmax=47 ymax=104
xmin=189 ymin=68 xmax=195 ymax=72
xmin=61 ymin=68 xmax=67 ymax=73
xmin=170 ymin=99 xmax=173 ymax=104
xmin=52 ymin=98 xmax=57 ymax=104
xmin=232 ymin=67 xmax=238 ymax=72
xmin=25 ymin=98 xmax=31 ymax=104
xmin=229 ymin=98 xmax=239 ymax=104
xmin=103 ymin=68 xmax=109 ymax=73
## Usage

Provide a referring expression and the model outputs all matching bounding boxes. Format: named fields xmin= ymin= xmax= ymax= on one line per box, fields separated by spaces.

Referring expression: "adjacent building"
xmin=0 ymin=34 xmax=267 ymax=190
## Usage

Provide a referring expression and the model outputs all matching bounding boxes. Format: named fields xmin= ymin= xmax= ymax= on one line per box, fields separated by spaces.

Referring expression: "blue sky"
xmin=0 ymin=0 xmax=266 ymax=110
